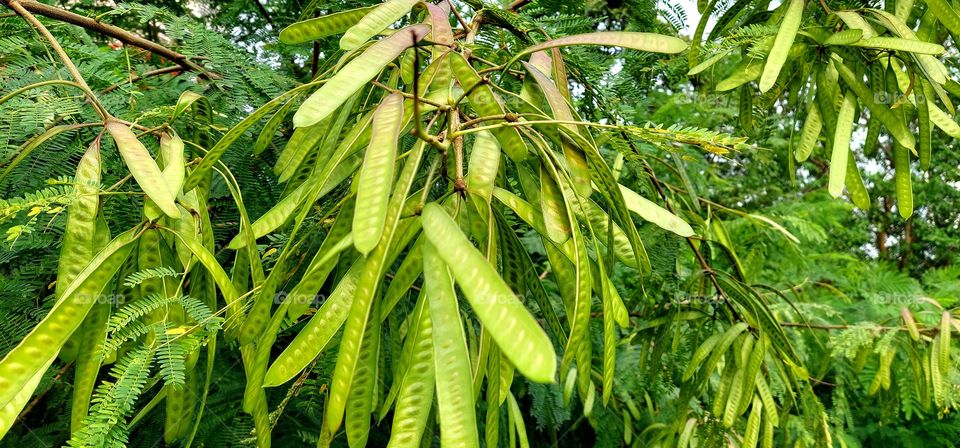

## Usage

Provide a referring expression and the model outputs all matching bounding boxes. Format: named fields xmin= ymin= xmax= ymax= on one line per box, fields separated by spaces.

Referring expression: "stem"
xmin=101 ymin=65 xmax=183 ymax=94
xmin=0 ymin=79 xmax=84 ymax=105
xmin=370 ymin=80 xmax=449 ymax=110
xmin=410 ymin=36 xmax=448 ymax=150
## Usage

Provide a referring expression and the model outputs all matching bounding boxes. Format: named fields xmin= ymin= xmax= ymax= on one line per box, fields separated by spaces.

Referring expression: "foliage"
xmin=0 ymin=0 xmax=957 ymax=447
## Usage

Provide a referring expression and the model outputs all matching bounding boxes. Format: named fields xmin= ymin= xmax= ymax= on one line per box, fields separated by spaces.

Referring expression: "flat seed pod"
xmin=264 ymin=263 xmax=362 ymax=387
xmin=254 ymin=97 xmax=297 ymax=155
xmin=340 ymin=0 xmax=420 ymax=50
xmin=324 ymin=143 xmax=425 ymax=435
xmin=688 ymin=50 xmax=731 ymax=76
xmin=683 ymin=333 xmax=722 ymax=380
xmin=618 ymin=185 xmax=695 ymax=237
xmin=795 ymin=103 xmax=822 ymax=162
xmin=845 ymin=152 xmax=871 ymax=210
xmin=510 ymin=32 xmax=688 ymax=68
xmin=354 ymin=93 xmax=404 ymax=255
xmin=925 ymin=0 xmax=960 ymax=38
xmin=159 ymin=132 xmax=185 ymax=197
xmin=106 ymin=121 xmax=179 ymax=218
xmin=465 ymin=131 xmax=500 ymax=204
xmin=422 ymin=241 xmax=480 ymax=448
xmin=829 ymin=92 xmax=856 ymax=198
xmin=833 ymin=56 xmax=916 ymax=151
xmin=386 ymin=296 xmax=434 ymax=448
xmin=185 ymin=84 xmax=316 ymax=191
xmin=918 ymin=79 xmax=934 ymax=170
xmin=275 ymin=119 xmax=330 ymax=182
xmin=294 ymin=24 xmax=429 ymax=127
xmin=229 ymin=112 xmax=374 ymax=249
xmin=850 ymin=36 xmax=945 ymax=54
xmin=823 ymin=29 xmax=863 ymax=46
xmin=420 ymin=203 xmax=557 ymax=383
xmin=521 ymin=62 xmax=592 ymax=197
xmin=56 ymin=142 xmax=101 ymax=305
xmin=893 ymin=142 xmax=913 ymax=218
xmin=939 ymin=311 xmax=951 ymax=374
xmin=279 ymin=6 xmax=376 ymax=44
xmin=759 ymin=0 xmax=803 ymax=92
xmin=716 ymin=60 xmax=763 ymax=92
xmin=539 ymin=163 xmax=572 ymax=244
xmin=927 ymin=102 xmax=960 ymax=138
xmin=0 ymin=357 xmax=52 ymax=438
xmin=743 ymin=397 xmax=763 ymax=448
xmin=0 ymin=227 xmax=137 ymax=409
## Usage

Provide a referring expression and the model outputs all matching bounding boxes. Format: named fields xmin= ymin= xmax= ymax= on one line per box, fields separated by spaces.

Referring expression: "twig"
xmin=101 ymin=65 xmax=183 ymax=94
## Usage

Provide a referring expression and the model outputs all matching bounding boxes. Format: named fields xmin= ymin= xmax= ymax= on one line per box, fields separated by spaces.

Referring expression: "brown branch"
xmin=6 ymin=0 xmax=214 ymax=77
xmin=101 ymin=65 xmax=183 ymax=94
xmin=250 ymin=0 xmax=274 ymax=27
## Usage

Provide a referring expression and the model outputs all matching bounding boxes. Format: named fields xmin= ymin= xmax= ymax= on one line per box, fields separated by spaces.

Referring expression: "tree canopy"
xmin=0 ymin=0 xmax=958 ymax=447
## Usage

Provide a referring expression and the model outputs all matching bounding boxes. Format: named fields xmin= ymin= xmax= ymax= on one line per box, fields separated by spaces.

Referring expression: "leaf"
xmin=422 ymin=241 xmax=480 ymax=448
xmin=829 ymin=91 xmax=855 ymax=198
xmin=759 ymin=0 xmax=803 ymax=92
xmin=420 ymin=203 xmax=557 ymax=383
xmin=279 ymin=6 xmax=376 ymax=44
xmin=294 ymin=24 xmax=429 ymax=127
xmin=617 ymin=185 xmax=694 ymax=237
xmin=355 ymin=93 xmax=404 ymax=255
xmin=340 ymin=0 xmax=420 ymax=50
xmin=106 ymin=121 xmax=179 ymax=218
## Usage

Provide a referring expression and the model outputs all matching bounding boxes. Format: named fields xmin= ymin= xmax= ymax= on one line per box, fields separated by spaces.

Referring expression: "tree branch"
xmin=101 ymin=65 xmax=183 ymax=94
xmin=6 ymin=0 xmax=214 ymax=77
